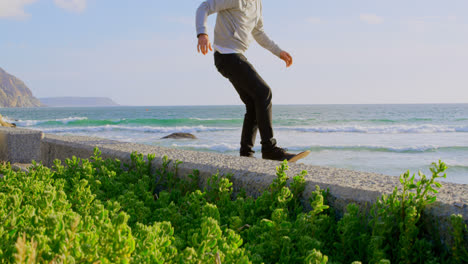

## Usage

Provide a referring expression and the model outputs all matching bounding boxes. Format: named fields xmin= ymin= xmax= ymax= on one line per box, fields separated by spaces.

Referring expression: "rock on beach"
xmin=161 ymin=133 xmax=197 ymax=139
xmin=0 ymin=114 xmax=16 ymax=127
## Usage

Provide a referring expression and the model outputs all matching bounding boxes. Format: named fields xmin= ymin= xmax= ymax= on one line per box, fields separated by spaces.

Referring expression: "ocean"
xmin=2 ymin=104 xmax=468 ymax=184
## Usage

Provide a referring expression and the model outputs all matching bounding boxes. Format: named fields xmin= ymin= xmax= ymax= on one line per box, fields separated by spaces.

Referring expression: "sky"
xmin=1 ymin=0 xmax=467 ymax=106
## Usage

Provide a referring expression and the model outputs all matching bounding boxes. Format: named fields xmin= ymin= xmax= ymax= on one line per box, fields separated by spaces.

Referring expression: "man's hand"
xmin=197 ymin=34 xmax=213 ymax=55
xmin=280 ymin=51 xmax=293 ymax=67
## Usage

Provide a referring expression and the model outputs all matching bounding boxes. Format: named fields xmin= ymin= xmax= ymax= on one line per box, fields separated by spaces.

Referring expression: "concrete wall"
xmin=1 ymin=127 xmax=467 ymax=245
xmin=0 ymin=127 xmax=43 ymax=163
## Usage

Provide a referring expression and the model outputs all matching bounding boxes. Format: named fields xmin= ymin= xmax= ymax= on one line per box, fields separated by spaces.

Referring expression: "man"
xmin=196 ymin=0 xmax=310 ymax=162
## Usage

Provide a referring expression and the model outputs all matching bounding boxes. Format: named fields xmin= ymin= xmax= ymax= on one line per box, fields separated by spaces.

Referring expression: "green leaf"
xmin=207 ymin=239 xmax=217 ymax=248
xmin=162 ymin=240 xmax=171 ymax=247
xmin=261 ymin=219 xmax=275 ymax=228
xmin=8 ymin=228 xmax=17 ymax=237
xmin=427 ymin=196 xmax=437 ymax=204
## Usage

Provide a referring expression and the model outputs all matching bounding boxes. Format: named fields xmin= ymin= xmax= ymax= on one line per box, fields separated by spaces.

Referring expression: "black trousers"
xmin=214 ymin=51 xmax=277 ymax=155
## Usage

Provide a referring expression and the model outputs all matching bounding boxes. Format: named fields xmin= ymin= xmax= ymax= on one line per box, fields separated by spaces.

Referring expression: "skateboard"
xmin=287 ymin=150 xmax=311 ymax=163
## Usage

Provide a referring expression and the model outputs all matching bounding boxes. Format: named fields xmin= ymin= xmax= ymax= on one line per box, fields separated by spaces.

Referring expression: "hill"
xmin=0 ymin=67 xmax=42 ymax=107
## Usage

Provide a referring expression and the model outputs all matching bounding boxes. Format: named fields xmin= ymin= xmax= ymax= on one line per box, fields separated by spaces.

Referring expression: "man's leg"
xmin=213 ymin=52 xmax=311 ymax=162
xmin=237 ymin=93 xmax=258 ymax=156
xmin=232 ymin=54 xmax=276 ymax=152
xmin=214 ymin=52 xmax=259 ymax=156
xmin=214 ymin=52 xmax=277 ymax=152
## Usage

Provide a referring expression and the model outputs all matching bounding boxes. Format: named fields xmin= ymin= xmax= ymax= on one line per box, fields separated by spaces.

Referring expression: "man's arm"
xmin=196 ymin=0 xmax=242 ymax=55
xmin=252 ymin=15 xmax=293 ymax=67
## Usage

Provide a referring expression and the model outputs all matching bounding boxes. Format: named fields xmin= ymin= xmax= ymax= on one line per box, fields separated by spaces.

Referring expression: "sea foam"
xmin=279 ymin=124 xmax=468 ymax=134
xmin=13 ymin=117 xmax=88 ymax=126
xmin=39 ymin=125 xmax=233 ymax=134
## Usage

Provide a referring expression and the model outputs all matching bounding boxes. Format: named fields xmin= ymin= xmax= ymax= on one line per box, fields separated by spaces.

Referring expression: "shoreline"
xmin=2 ymin=104 xmax=467 ymax=186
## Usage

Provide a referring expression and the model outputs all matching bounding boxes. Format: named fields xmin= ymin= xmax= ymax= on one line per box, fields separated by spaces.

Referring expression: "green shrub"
xmin=0 ymin=149 xmax=465 ymax=263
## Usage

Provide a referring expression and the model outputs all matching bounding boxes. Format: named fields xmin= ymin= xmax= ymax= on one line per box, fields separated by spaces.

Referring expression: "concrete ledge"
xmin=40 ymin=134 xmax=467 ymax=218
xmin=0 ymin=127 xmax=43 ymax=163
xmin=2 ymin=129 xmax=467 ymax=245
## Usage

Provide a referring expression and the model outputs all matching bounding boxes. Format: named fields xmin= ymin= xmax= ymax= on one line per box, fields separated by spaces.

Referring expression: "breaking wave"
xmin=38 ymin=125 xmax=232 ymax=134
xmin=279 ymin=124 xmax=468 ymax=134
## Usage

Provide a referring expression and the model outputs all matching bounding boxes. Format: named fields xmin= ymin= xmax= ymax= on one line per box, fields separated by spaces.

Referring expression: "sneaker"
xmin=262 ymin=147 xmax=310 ymax=163
xmin=240 ymin=150 xmax=255 ymax=158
